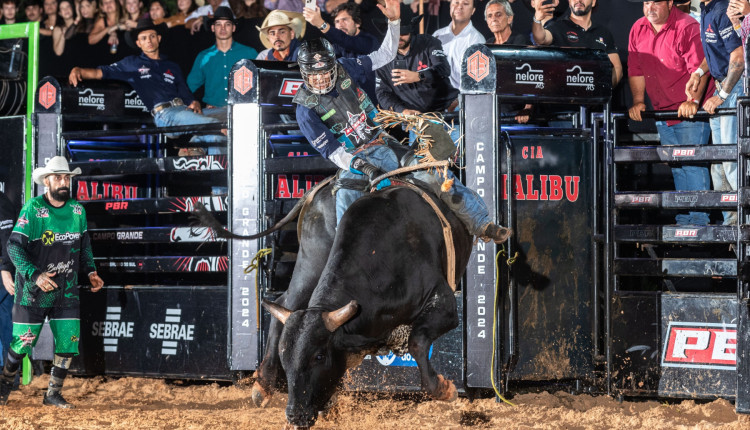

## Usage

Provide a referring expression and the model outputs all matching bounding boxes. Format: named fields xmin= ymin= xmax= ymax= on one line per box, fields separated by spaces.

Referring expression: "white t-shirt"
xmin=433 ymin=21 xmax=486 ymax=90
xmin=186 ymin=0 xmax=231 ymax=21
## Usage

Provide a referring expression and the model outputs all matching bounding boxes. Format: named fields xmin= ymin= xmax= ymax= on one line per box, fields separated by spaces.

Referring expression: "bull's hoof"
xmin=251 ymin=381 xmax=273 ymax=408
xmin=432 ymin=375 xmax=458 ymax=402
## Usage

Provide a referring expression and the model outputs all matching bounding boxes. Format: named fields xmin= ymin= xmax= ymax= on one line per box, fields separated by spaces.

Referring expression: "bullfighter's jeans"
xmin=655 ymin=120 xmax=711 ymax=225
xmin=708 ymin=83 xmax=743 ymax=225
xmin=335 ymin=144 xmax=491 ymax=236
xmin=153 ymin=105 xmax=226 ymax=145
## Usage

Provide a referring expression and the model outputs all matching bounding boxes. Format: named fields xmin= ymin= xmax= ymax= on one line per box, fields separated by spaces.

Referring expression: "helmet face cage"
xmin=298 ymin=38 xmax=338 ymax=95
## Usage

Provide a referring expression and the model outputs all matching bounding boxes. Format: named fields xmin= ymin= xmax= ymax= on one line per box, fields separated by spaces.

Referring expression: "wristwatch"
xmin=319 ymin=22 xmax=329 ymax=31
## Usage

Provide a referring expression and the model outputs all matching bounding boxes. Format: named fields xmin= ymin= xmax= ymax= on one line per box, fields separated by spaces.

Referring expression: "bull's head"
xmin=263 ymin=300 xmax=359 ymax=428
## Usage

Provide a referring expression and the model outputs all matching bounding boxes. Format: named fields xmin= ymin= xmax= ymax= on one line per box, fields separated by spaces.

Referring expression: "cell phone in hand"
xmin=305 ymin=0 xmax=316 ymax=10
xmin=393 ymin=59 xmax=407 ymax=70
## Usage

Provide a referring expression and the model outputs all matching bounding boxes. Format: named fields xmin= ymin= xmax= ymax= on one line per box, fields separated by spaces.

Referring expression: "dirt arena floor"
xmin=0 ymin=375 xmax=748 ymax=429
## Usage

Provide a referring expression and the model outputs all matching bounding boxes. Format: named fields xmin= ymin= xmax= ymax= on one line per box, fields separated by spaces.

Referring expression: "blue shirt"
xmin=99 ymin=53 xmax=194 ymax=111
xmin=700 ymin=0 xmax=742 ymax=81
xmin=187 ymin=41 xmax=258 ymax=107
xmin=295 ymin=56 xmax=377 ymax=159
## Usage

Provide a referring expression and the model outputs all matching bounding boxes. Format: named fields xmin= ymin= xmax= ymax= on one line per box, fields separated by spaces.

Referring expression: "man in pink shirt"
xmin=628 ymin=0 xmax=715 ymax=225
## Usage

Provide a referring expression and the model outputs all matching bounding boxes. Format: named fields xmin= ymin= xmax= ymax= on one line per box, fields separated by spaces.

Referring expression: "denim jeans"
xmin=0 ymin=290 xmax=12 ymax=367
xmin=655 ymin=120 xmax=711 ymax=225
xmin=708 ymin=83 xmax=743 ymax=224
xmin=336 ymin=144 xmax=491 ymax=235
xmin=153 ymin=105 xmax=226 ymax=145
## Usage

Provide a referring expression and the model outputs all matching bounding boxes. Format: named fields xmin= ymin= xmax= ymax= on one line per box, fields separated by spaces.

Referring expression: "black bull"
xmin=194 ymin=180 xmax=472 ymax=427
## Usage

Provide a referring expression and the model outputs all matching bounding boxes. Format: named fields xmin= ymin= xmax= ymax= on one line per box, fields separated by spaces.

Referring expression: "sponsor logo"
xmin=77 ymin=181 xmax=138 ymax=201
xmin=500 ymin=174 xmax=580 ymax=202
xmin=565 ymin=65 xmax=594 ymax=91
xmin=233 ymin=66 xmax=253 ymax=95
xmin=340 ymin=78 xmax=352 ymax=89
xmin=169 ymin=227 xmax=222 ymax=242
xmin=124 ymin=90 xmax=148 ymax=113
xmin=46 ymin=259 xmax=75 ymax=275
xmin=105 ymin=201 xmax=129 ymax=211
xmin=72 ymin=204 xmax=82 ymax=215
xmin=467 ymin=51 xmax=490 ymax=83
xmin=279 ymin=78 xmax=304 ymax=96
xmin=19 ymin=328 xmax=36 ymax=347
xmin=342 ymin=110 xmax=373 ymax=144
xmin=70 ymin=335 xmax=79 ymax=343
xmin=39 ymin=82 xmax=57 ymax=109
xmin=77 ymin=88 xmax=105 ymax=110
xmin=674 ymin=194 xmax=698 ymax=203
xmin=674 ymin=229 xmax=698 ymax=237
xmin=150 ymin=308 xmax=195 ymax=355
xmin=566 ymin=31 xmax=579 ymax=42
xmin=92 ymin=306 xmax=135 ymax=352
xmin=515 ymin=63 xmax=544 ymax=88
xmin=721 ymin=194 xmax=737 ymax=202
xmin=276 ymin=174 xmax=326 ymax=199
xmin=42 ymin=230 xmax=55 ymax=245
xmin=673 ymin=148 xmax=695 ymax=157
xmin=630 ymin=195 xmax=652 ymax=203
xmin=171 ymin=156 xmax=226 ymax=171
xmin=17 ymin=214 xmax=28 ymax=228
xmin=41 ymin=231 xmax=81 ymax=246
xmin=372 ymin=346 xmax=433 ymax=367
xmin=662 ymin=322 xmax=736 ymax=370
xmin=36 ymin=207 xmax=49 ymax=218
xmin=163 ymin=69 xmax=175 ymax=84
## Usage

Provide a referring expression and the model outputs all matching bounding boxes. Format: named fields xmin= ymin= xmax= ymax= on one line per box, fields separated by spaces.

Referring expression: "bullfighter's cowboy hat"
xmin=32 ymin=156 xmax=81 ymax=186
xmin=256 ymin=10 xmax=306 ymax=50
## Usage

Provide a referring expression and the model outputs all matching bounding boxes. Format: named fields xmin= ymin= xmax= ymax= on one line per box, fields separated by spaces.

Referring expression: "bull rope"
xmin=369 ymin=160 xmax=453 ymax=192
xmin=491 ymin=246 xmax=518 ymax=406
xmin=244 ymin=247 xmax=273 ymax=331
xmin=396 ymin=181 xmax=457 ymax=291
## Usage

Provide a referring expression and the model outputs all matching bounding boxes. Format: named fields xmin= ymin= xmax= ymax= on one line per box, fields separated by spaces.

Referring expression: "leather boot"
xmin=479 ymin=223 xmax=512 ymax=243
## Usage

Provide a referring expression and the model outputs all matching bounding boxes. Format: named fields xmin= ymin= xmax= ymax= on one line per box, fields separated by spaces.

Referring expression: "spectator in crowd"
xmin=324 ymin=0 xmax=343 ymax=13
xmin=22 ymin=0 xmax=41 ymax=22
xmin=188 ymin=6 xmax=257 ymax=112
xmin=485 ymin=0 xmax=528 ymax=44
xmin=186 ymin=0 xmax=229 ymax=34
xmin=123 ymin=0 xmax=144 ymax=23
xmin=531 ymin=0 xmax=623 ymax=86
xmin=69 ymin=19 xmax=227 ymax=152
xmin=52 ymin=0 xmax=77 ymax=55
xmin=689 ymin=0 xmax=744 ymax=225
xmin=75 ymin=0 xmax=97 ymax=32
xmin=147 ymin=0 xmax=166 ymax=21
xmin=255 ymin=9 xmax=305 ymax=60
xmin=0 ymin=0 xmax=17 ymax=24
xmin=376 ymin=14 xmax=458 ymax=116
xmin=0 ymin=191 xmax=16 ymax=371
xmin=433 ymin=0 xmax=485 ymax=90
xmin=39 ymin=0 xmax=61 ymax=35
xmin=156 ymin=0 xmax=197 ymax=27
xmin=629 ymin=0 xmax=713 ymax=225
xmin=264 ymin=0 xmax=321 ymax=13
xmin=0 ymin=157 xmax=104 ymax=409
xmin=727 ymin=0 xmax=750 ymax=43
xmin=230 ymin=0 xmax=267 ymax=18
xmin=88 ymin=0 xmax=128 ymax=49
xmin=303 ymin=2 xmax=378 ymax=58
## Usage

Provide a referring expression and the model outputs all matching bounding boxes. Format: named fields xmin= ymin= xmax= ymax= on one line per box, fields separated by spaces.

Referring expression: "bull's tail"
xmin=191 ymin=176 xmax=334 ymax=240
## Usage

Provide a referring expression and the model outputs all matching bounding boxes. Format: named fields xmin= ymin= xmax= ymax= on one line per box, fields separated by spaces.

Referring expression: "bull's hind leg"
xmin=408 ymin=285 xmax=459 ymax=401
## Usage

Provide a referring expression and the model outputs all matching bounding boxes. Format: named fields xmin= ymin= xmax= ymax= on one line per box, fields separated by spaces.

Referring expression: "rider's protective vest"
xmin=293 ymin=64 xmax=380 ymax=151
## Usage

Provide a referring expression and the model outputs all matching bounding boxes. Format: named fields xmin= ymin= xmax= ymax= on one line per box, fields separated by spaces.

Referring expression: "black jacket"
xmin=375 ymin=34 xmax=458 ymax=113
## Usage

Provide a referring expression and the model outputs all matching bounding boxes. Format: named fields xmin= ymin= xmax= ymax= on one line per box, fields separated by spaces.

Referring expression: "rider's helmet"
xmin=298 ymin=38 xmax=337 ymax=95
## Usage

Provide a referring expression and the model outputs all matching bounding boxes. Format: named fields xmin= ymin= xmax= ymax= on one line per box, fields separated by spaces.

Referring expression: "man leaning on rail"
xmin=68 ymin=18 xmax=225 ymax=156
xmin=293 ymin=0 xmax=512 ymax=243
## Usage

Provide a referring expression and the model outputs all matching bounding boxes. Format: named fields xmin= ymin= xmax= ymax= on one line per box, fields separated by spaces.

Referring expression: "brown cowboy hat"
xmin=256 ymin=10 xmax=306 ymax=50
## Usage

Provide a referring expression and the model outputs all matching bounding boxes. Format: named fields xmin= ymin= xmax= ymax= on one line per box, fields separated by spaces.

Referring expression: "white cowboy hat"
xmin=256 ymin=10 xmax=306 ymax=50
xmin=32 ymin=156 xmax=81 ymax=186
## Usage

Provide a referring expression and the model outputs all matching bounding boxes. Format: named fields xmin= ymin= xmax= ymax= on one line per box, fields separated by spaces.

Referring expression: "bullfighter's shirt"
xmin=98 ymin=53 xmax=195 ymax=111
xmin=7 ymin=195 xmax=95 ymax=308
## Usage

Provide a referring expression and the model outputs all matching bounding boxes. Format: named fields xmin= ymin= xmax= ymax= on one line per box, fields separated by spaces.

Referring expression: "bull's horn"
xmin=322 ymin=300 xmax=358 ymax=332
xmin=263 ymin=300 xmax=292 ymax=324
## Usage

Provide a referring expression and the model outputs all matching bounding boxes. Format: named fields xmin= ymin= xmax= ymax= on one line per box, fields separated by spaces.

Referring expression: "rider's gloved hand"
xmin=350 ymin=156 xmax=391 ymax=190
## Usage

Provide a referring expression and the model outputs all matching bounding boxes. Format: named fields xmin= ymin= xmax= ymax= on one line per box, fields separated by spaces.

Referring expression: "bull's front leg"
xmin=252 ymin=316 xmax=284 ymax=407
xmin=408 ymin=285 xmax=459 ymax=401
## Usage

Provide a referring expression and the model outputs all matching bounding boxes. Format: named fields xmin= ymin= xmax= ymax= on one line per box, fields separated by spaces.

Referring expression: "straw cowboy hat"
xmin=32 ymin=156 xmax=81 ymax=186
xmin=256 ymin=10 xmax=306 ymax=50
